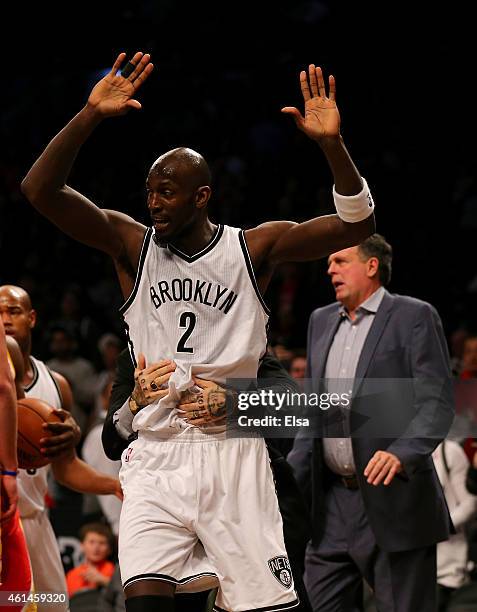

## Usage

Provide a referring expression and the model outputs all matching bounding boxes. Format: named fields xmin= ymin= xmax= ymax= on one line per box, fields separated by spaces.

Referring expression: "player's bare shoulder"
xmin=104 ymin=210 xmax=148 ymax=283
xmin=6 ymin=334 xmax=25 ymax=398
xmin=49 ymin=370 xmax=74 ymax=412
xmin=6 ymin=335 xmax=23 ymax=378
xmin=244 ymin=221 xmax=297 ymax=269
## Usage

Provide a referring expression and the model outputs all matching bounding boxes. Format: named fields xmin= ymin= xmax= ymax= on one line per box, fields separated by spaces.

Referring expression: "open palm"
xmin=282 ymin=65 xmax=340 ymax=142
xmin=88 ymin=51 xmax=154 ymax=117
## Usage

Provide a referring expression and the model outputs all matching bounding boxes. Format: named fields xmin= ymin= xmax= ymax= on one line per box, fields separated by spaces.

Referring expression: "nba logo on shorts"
xmin=125 ymin=447 xmax=134 ymax=463
xmin=268 ymin=556 xmax=292 ymax=588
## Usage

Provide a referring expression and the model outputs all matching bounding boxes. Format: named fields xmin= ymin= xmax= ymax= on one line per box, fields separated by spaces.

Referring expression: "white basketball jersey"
xmin=18 ymin=356 xmax=62 ymax=518
xmin=120 ymin=224 xmax=269 ymax=433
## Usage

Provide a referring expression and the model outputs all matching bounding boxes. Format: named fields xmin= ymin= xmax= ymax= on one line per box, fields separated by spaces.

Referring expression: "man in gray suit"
xmin=288 ymin=234 xmax=454 ymax=611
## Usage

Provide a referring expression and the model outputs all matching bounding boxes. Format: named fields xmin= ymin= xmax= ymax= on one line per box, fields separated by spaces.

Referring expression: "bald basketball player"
xmin=21 ymin=52 xmax=376 ymax=611
xmin=0 ymin=285 xmax=122 ymax=612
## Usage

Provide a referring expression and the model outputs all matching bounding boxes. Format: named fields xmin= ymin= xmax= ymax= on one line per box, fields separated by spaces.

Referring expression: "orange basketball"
xmin=17 ymin=397 xmax=62 ymax=469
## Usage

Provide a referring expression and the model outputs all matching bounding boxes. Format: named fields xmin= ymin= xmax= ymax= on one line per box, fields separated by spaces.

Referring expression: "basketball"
xmin=17 ymin=397 xmax=62 ymax=469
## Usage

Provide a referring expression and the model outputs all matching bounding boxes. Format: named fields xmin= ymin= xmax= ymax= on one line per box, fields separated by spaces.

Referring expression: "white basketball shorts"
xmin=21 ymin=510 xmax=69 ymax=611
xmin=118 ymin=429 xmax=299 ymax=611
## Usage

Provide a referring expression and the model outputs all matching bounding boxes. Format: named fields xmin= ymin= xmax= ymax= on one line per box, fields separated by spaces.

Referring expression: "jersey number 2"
xmin=177 ymin=312 xmax=196 ymax=353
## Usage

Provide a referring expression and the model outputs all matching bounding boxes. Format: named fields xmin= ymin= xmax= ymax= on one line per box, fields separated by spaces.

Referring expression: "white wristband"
xmin=333 ymin=177 xmax=375 ymax=223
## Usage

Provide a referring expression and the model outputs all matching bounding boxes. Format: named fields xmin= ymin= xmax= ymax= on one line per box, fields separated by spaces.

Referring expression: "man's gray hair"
xmin=358 ymin=234 xmax=393 ymax=286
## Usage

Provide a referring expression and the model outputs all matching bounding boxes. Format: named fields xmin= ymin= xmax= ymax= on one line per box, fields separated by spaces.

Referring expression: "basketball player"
xmin=0 ymin=319 xmax=34 ymax=609
xmin=0 ymin=318 xmax=18 ymax=523
xmin=0 ymin=285 xmax=122 ymax=612
xmin=21 ymin=52 xmax=375 ymax=611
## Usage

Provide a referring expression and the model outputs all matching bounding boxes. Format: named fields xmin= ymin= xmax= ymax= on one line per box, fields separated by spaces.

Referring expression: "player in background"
xmin=0 ymin=318 xmax=33 ymax=609
xmin=0 ymin=318 xmax=19 ymax=523
xmin=0 ymin=285 xmax=122 ymax=612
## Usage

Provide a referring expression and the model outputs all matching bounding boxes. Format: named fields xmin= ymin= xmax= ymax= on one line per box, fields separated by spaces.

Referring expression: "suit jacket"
xmin=288 ymin=290 xmax=454 ymax=553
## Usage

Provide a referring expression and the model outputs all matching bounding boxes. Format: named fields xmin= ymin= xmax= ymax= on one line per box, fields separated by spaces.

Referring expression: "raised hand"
xmin=282 ymin=64 xmax=340 ymax=143
xmin=87 ymin=51 xmax=154 ymax=118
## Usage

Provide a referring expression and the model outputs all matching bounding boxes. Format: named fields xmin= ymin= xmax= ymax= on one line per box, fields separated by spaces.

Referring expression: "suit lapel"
xmin=315 ymin=308 xmax=342 ymax=379
xmin=354 ymin=291 xmax=394 ymax=383
xmin=312 ymin=307 xmax=342 ymax=438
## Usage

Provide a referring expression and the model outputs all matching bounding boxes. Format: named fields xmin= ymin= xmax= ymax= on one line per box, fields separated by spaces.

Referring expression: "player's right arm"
xmin=245 ymin=65 xmax=375 ymax=293
xmin=52 ymin=457 xmax=123 ymax=500
xmin=0 ymin=320 xmax=19 ymax=520
xmin=39 ymin=371 xmax=82 ymax=459
xmin=20 ymin=52 xmax=154 ymax=287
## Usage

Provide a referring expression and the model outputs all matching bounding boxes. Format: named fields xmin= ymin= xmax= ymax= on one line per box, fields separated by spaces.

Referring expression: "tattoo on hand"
xmin=208 ymin=386 xmax=227 ymax=416
xmin=132 ymin=379 xmax=147 ymax=406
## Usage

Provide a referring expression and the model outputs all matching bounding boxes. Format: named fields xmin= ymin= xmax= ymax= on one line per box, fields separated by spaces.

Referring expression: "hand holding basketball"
xmin=40 ymin=408 xmax=81 ymax=459
xmin=17 ymin=397 xmax=62 ymax=469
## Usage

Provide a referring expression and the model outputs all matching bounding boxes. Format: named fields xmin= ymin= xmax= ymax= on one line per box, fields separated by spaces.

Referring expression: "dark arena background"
xmin=1 ymin=1 xmax=475 ymax=356
xmin=1 ymin=1 xmax=477 ymax=608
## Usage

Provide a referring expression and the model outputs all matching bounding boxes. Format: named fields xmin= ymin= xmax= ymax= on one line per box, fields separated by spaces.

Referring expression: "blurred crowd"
xmin=1 ymin=2 xmax=477 ymax=610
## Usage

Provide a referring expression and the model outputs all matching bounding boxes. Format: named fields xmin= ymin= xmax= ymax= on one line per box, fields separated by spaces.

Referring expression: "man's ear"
xmin=29 ymin=309 xmax=37 ymax=330
xmin=366 ymin=257 xmax=379 ymax=279
xmin=195 ymin=186 xmax=211 ymax=209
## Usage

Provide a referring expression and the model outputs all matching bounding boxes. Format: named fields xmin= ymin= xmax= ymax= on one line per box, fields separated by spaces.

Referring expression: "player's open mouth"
xmin=153 ymin=218 xmax=170 ymax=229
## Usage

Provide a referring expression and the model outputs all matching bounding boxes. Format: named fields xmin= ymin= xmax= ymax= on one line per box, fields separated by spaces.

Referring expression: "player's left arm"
xmin=43 ymin=374 xmax=121 ymax=497
xmin=39 ymin=371 xmax=81 ymax=458
xmin=51 ymin=455 xmax=122 ymax=499
xmin=246 ymin=65 xmax=375 ymax=274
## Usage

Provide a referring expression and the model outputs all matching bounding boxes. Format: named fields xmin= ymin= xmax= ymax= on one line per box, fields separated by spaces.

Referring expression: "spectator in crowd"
xmin=93 ymin=333 xmax=122 ymax=422
xmin=66 ymin=522 xmax=115 ymax=598
xmin=465 ymin=444 xmax=477 ymax=585
xmin=289 ymin=351 xmax=307 ymax=381
xmin=82 ymin=378 xmax=121 ymax=535
xmin=466 ymin=446 xmax=477 ymax=495
xmin=47 ymin=326 xmax=97 ymax=430
xmin=50 ymin=286 xmax=101 ymax=360
xmin=97 ymin=333 xmax=122 ymax=382
xmin=453 ymin=336 xmax=477 ymax=441
xmin=432 ymin=440 xmax=477 ymax=610
xmin=460 ymin=335 xmax=477 ymax=379
xmin=449 ymin=328 xmax=470 ymax=377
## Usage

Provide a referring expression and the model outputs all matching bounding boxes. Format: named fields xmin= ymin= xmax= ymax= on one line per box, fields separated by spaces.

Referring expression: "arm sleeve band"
xmin=332 ymin=177 xmax=375 ymax=223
